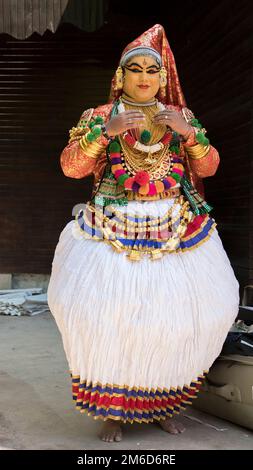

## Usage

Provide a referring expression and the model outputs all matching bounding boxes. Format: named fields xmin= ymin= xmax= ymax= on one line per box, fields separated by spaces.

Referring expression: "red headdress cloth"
xmin=108 ymin=24 xmax=187 ymax=107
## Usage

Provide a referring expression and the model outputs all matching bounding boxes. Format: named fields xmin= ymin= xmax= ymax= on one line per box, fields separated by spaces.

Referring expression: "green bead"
xmin=89 ymin=121 xmax=95 ymax=129
xmin=140 ymin=129 xmax=151 ymax=143
xmin=190 ymin=118 xmax=201 ymax=127
xmin=170 ymin=145 xmax=180 ymax=154
xmin=109 ymin=141 xmax=121 ymax=153
xmin=86 ymin=132 xmax=95 ymax=142
xmin=92 ymin=126 xmax=102 ymax=138
xmin=94 ymin=115 xmax=104 ymax=124
xmin=196 ymin=132 xmax=206 ymax=144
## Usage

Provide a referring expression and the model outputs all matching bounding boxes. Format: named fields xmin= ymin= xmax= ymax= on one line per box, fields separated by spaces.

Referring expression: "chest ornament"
xmin=108 ymin=131 xmax=184 ymax=197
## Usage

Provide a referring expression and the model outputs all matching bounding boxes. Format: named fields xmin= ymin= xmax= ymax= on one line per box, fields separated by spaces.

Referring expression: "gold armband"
xmin=79 ymin=133 xmax=106 ymax=159
xmin=68 ymin=126 xmax=86 ymax=144
xmin=184 ymin=142 xmax=210 ymax=160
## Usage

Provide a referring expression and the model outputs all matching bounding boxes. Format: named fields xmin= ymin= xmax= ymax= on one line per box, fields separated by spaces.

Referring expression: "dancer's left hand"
xmin=152 ymin=109 xmax=192 ymax=139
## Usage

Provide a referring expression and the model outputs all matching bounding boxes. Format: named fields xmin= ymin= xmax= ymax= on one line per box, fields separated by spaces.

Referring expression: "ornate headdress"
xmin=108 ymin=24 xmax=187 ymax=107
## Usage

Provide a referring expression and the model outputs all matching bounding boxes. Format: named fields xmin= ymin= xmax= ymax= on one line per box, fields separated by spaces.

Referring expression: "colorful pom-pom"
xmin=132 ymin=181 xmax=140 ymax=192
xmin=86 ymin=132 xmax=96 ymax=142
xmin=114 ymin=169 xmax=126 ymax=178
xmin=110 ymin=157 xmax=122 ymax=165
xmin=109 ymin=152 xmax=121 ymax=159
xmin=190 ymin=118 xmax=201 ymax=127
xmin=166 ymin=176 xmax=177 ymax=187
xmin=138 ymin=183 xmax=150 ymax=195
xmin=173 ymin=168 xmax=184 ymax=177
xmin=111 ymin=164 xmax=122 ymax=172
xmin=170 ymin=172 xmax=181 ymax=182
xmin=117 ymin=173 xmax=129 ymax=186
xmin=173 ymin=163 xmax=184 ymax=170
xmin=94 ymin=115 xmax=104 ymax=124
xmin=170 ymin=145 xmax=180 ymax=154
xmin=163 ymin=178 xmax=171 ymax=189
xmin=196 ymin=132 xmax=209 ymax=146
xmin=148 ymin=182 xmax=157 ymax=196
xmin=109 ymin=141 xmax=121 ymax=153
xmin=134 ymin=171 xmax=150 ymax=186
xmin=124 ymin=177 xmax=135 ymax=189
xmin=154 ymin=181 xmax=165 ymax=193
xmin=92 ymin=126 xmax=102 ymax=138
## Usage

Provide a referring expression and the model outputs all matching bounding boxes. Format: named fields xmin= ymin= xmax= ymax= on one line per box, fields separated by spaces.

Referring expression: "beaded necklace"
xmin=108 ymin=100 xmax=185 ymax=197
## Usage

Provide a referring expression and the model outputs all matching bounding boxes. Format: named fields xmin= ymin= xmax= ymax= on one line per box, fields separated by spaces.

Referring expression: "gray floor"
xmin=0 ymin=312 xmax=252 ymax=450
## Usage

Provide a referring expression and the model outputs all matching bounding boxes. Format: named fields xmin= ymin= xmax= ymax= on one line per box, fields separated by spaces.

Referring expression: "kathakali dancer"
xmin=47 ymin=24 xmax=240 ymax=442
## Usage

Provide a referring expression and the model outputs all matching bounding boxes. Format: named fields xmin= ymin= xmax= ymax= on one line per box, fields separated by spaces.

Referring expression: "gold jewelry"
xmin=159 ymin=66 xmax=167 ymax=87
xmin=120 ymin=95 xmax=166 ymax=145
xmin=127 ymin=187 xmax=181 ymax=201
xmin=121 ymin=96 xmax=157 ymax=106
xmin=118 ymin=96 xmax=171 ymax=179
xmin=79 ymin=134 xmax=106 ymax=159
xmin=184 ymin=143 xmax=210 ymax=159
xmin=159 ymin=66 xmax=167 ymax=98
xmin=114 ymin=66 xmax=124 ymax=90
xmin=119 ymin=134 xmax=170 ymax=178
xmin=68 ymin=126 xmax=86 ymax=144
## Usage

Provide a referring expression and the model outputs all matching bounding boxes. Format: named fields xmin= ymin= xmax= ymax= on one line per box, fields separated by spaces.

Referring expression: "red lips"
xmin=138 ymin=85 xmax=149 ymax=89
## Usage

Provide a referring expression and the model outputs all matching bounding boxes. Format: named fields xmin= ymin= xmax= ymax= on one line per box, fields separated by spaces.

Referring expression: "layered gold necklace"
xmin=120 ymin=93 xmax=166 ymax=144
xmin=119 ymin=94 xmax=171 ymax=179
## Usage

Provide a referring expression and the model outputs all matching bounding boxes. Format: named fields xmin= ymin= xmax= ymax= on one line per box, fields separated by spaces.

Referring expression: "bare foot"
xmin=98 ymin=418 xmax=123 ymax=442
xmin=159 ymin=417 xmax=186 ymax=434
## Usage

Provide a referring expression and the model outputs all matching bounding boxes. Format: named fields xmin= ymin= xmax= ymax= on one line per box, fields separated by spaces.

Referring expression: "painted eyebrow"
xmin=126 ymin=62 xmax=160 ymax=70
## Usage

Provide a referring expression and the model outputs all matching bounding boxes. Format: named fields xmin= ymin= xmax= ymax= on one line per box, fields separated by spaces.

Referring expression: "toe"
xmin=175 ymin=421 xmax=185 ymax=433
xmin=115 ymin=431 xmax=122 ymax=442
xmin=169 ymin=425 xmax=179 ymax=434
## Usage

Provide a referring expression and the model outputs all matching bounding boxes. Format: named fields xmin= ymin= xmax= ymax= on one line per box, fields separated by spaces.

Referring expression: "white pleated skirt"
xmin=47 ymin=198 xmax=240 ymax=423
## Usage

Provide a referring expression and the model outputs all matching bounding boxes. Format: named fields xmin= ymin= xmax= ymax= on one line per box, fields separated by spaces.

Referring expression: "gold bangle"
xmin=84 ymin=133 xmax=107 ymax=150
xmin=79 ymin=134 xmax=105 ymax=159
xmin=184 ymin=142 xmax=209 ymax=154
xmin=69 ymin=126 xmax=85 ymax=140
xmin=185 ymin=144 xmax=210 ymax=160
xmin=187 ymin=149 xmax=210 ymax=160
xmin=79 ymin=135 xmax=98 ymax=158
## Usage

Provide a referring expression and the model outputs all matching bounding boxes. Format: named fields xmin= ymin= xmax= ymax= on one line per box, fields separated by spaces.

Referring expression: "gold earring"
xmin=159 ymin=66 xmax=167 ymax=87
xmin=115 ymin=66 xmax=124 ymax=90
xmin=159 ymin=66 xmax=167 ymax=98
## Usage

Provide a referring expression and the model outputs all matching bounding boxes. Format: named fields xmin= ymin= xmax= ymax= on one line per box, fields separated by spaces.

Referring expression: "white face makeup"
xmin=122 ymin=55 xmax=160 ymax=103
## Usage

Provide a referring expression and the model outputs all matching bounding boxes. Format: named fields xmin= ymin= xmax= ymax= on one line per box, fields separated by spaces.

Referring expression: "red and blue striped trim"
xmin=70 ymin=371 xmax=209 ymax=423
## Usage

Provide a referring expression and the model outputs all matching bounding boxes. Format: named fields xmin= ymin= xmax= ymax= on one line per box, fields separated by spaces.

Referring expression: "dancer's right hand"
xmin=105 ymin=111 xmax=146 ymax=137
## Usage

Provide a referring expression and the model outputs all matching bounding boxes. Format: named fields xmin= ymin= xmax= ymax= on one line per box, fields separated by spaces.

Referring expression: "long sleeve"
xmin=182 ymin=128 xmax=220 ymax=178
xmin=60 ymin=139 xmax=98 ymax=179
xmin=180 ymin=107 xmax=220 ymax=178
xmin=60 ymin=108 xmax=100 ymax=179
xmin=60 ymin=105 xmax=113 ymax=181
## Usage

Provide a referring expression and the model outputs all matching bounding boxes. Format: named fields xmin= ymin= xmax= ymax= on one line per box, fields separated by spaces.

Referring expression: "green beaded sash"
xmin=90 ymin=162 xmax=129 ymax=207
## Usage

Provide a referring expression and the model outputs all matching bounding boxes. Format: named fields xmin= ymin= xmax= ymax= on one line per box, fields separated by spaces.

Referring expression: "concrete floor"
xmin=0 ymin=311 xmax=252 ymax=451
